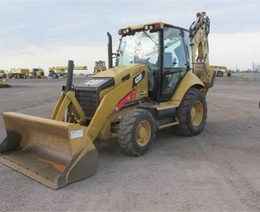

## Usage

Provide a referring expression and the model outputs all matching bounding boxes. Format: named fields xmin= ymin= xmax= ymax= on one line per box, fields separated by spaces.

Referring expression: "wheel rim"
xmin=191 ymin=100 xmax=203 ymax=126
xmin=136 ymin=120 xmax=151 ymax=147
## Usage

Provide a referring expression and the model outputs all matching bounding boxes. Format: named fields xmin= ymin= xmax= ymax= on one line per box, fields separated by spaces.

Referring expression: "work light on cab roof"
xmin=143 ymin=23 xmax=161 ymax=31
xmin=118 ymin=22 xmax=163 ymax=36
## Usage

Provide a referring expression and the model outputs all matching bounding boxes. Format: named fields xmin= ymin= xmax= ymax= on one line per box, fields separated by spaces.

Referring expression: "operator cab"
xmin=116 ymin=22 xmax=192 ymax=102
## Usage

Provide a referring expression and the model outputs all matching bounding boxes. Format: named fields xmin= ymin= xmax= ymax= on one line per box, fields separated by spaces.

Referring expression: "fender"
xmin=170 ymin=71 xmax=204 ymax=106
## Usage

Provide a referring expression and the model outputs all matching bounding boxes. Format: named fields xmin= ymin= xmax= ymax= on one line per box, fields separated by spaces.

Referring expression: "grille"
xmin=75 ymin=89 xmax=99 ymax=119
xmin=74 ymin=77 xmax=114 ymax=123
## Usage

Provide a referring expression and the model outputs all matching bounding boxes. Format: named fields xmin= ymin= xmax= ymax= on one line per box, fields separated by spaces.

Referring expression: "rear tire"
xmin=173 ymin=88 xmax=207 ymax=136
xmin=118 ymin=109 xmax=156 ymax=156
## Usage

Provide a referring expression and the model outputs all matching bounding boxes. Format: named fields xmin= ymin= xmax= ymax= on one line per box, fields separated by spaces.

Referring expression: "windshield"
xmin=117 ymin=30 xmax=159 ymax=66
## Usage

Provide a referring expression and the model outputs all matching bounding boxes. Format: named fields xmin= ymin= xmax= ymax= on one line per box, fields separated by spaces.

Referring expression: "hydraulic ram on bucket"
xmin=0 ymin=60 xmax=98 ymax=189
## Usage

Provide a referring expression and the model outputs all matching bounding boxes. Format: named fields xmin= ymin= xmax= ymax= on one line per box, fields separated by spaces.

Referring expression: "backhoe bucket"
xmin=0 ymin=112 xmax=98 ymax=189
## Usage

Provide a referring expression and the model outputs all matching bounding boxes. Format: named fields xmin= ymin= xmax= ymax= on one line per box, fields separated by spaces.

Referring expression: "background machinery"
xmin=8 ymin=68 xmax=30 ymax=79
xmin=29 ymin=68 xmax=46 ymax=79
xmin=210 ymin=65 xmax=231 ymax=77
xmin=93 ymin=60 xmax=107 ymax=75
xmin=0 ymin=70 xmax=7 ymax=78
xmin=0 ymin=70 xmax=11 ymax=88
xmin=0 ymin=12 xmax=216 ymax=189
xmin=49 ymin=65 xmax=88 ymax=79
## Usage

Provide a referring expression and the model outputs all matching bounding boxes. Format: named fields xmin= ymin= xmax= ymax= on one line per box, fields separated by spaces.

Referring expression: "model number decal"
xmin=135 ymin=73 xmax=142 ymax=84
xmin=133 ymin=70 xmax=145 ymax=87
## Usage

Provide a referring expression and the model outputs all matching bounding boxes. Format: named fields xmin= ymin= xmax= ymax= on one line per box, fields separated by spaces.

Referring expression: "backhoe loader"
xmin=0 ymin=12 xmax=216 ymax=189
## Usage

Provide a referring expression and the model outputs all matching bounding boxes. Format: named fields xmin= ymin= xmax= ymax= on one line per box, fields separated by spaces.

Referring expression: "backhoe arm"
xmin=189 ymin=12 xmax=215 ymax=94
xmin=189 ymin=11 xmax=210 ymax=66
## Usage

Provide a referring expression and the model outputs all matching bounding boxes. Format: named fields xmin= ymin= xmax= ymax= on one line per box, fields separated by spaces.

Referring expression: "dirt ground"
xmin=0 ymin=76 xmax=260 ymax=212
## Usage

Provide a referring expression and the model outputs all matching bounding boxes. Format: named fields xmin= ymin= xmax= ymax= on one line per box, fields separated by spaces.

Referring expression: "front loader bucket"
xmin=0 ymin=112 xmax=98 ymax=189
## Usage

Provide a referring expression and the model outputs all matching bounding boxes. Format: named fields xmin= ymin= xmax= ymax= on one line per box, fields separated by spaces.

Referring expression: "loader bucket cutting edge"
xmin=0 ymin=112 xmax=98 ymax=189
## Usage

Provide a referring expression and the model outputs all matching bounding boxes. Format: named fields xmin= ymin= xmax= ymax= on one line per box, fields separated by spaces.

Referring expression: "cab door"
xmin=159 ymin=27 xmax=190 ymax=101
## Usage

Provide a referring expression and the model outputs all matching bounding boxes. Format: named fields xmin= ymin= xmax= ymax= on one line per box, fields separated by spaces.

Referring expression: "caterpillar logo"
xmin=132 ymin=70 xmax=145 ymax=88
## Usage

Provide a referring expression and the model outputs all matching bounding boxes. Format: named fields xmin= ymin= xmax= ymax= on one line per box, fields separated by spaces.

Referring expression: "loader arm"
xmin=51 ymin=91 xmax=86 ymax=124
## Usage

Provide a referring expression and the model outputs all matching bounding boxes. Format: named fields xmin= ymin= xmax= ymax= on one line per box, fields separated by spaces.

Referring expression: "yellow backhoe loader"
xmin=49 ymin=66 xmax=88 ymax=79
xmin=0 ymin=12 xmax=216 ymax=189
xmin=93 ymin=60 xmax=107 ymax=75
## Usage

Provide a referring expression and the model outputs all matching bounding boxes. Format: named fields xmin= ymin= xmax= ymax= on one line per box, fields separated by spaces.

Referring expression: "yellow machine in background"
xmin=29 ymin=68 xmax=46 ymax=79
xmin=210 ymin=65 xmax=231 ymax=77
xmin=93 ymin=60 xmax=107 ymax=75
xmin=0 ymin=70 xmax=7 ymax=78
xmin=8 ymin=68 xmax=30 ymax=79
xmin=0 ymin=79 xmax=10 ymax=88
xmin=0 ymin=70 xmax=11 ymax=88
xmin=49 ymin=65 xmax=88 ymax=79
xmin=0 ymin=12 xmax=216 ymax=189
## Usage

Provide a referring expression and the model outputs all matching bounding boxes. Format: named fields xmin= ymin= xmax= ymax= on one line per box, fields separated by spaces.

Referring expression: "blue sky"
xmin=0 ymin=0 xmax=259 ymax=73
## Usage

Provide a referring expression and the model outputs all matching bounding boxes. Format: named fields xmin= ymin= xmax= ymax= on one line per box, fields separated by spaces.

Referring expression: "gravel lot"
xmin=0 ymin=76 xmax=260 ymax=211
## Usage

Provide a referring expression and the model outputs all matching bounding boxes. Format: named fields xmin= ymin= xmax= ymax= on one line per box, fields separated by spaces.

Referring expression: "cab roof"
xmin=118 ymin=22 xmax=188 ymax=33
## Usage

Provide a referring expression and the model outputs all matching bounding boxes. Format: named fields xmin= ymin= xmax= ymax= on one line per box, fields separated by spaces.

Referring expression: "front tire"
xmin=217 ymin=71 xmax=223 ymax=77
xmin=173 ymin=88 xmax=207 ymax=136
xmin=118 ymin=109 xmax=156 ymax=156
xmin=52 ymin=73 xmax=58 ymax=79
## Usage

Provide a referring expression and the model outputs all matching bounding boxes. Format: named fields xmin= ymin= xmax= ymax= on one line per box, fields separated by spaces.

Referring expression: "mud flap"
xmin=0 ymin=112 xmax=98 ymax=189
